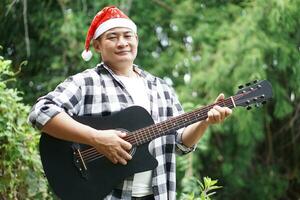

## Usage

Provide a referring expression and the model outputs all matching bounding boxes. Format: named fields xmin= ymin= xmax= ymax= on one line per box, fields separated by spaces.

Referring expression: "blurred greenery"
xmin=1 ymin=0 xmax=299 ymax=199
xmin=0 ymin=55 xmax=49 ymax=198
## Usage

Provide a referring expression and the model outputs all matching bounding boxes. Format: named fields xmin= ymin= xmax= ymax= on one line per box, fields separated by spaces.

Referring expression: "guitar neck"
xmin=129 ymin=97 xmax=236 ymax=146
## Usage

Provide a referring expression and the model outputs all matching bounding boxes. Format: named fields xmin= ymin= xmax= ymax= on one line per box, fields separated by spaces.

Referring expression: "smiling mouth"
xmin=115 ymin=51 xmax=130 ymax=55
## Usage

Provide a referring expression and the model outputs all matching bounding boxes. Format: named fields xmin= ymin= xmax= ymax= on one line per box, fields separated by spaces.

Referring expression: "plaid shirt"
xmin=29 ymin=63 xmax=194 ymax=200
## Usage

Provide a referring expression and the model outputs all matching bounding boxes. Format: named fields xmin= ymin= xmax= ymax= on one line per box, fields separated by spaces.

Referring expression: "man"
xmin=29 ymin=6 xmax=232 ymax=200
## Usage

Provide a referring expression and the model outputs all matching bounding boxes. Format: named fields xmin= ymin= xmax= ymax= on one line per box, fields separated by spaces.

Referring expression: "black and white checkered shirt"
xmin=29 ymin=63 xmax=194 ymax=200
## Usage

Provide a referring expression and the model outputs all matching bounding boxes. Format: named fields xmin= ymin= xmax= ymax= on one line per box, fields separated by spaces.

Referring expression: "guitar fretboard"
xmin=127 ymin=97 xmax=235 ymax=146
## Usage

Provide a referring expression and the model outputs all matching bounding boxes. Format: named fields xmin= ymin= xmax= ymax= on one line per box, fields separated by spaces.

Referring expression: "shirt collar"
xmin=97 ymin=62 xmax=156 ymax=82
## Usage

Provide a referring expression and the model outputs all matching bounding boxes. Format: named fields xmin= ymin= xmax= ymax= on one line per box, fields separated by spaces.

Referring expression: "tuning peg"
xmin=246 ymin=106 xmax=252 ymax=110
xmin=246 ymin=82 xmax=251 ymax=86
xmin=238 ymin=85 xmax=244 ymax=89
xmin=260 ymin=95 xmax=265 ymax=99
xmin=253 ymin=80 xmax=258 ymax=84
xmin=253 ymin=97 xmax=258 ymax=101
xmin=257 ymin=84 xmax=262 ymax=89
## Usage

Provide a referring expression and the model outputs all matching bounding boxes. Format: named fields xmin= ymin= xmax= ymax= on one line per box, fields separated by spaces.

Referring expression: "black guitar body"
xmin=39 ymin=106 xmax=158 ymax=200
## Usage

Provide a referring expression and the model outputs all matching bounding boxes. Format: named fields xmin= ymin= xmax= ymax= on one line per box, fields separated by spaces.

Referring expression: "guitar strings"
xmin=125 ymin=98 xmax=234 ymax=147
xmin=77 ymin=98 xmax=235 ymax=162
xmin=86 ymin=90 xmax=262 ymax=161
xmin=77 ymin=100 xmax=233 ymax=163
xmin=76 ymin=98 xmax=236 ymax=162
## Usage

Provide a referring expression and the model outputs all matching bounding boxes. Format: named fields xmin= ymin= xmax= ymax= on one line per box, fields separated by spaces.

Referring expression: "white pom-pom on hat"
xmin=81 ymin=6 xmax=137 ymax=62
xmin=81 ymin=50 xmax=93 ymax=61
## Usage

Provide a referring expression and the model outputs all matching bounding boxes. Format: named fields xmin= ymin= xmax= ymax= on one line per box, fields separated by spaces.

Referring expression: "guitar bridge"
xmin=72 ymin=143 xmax=89 ymax=179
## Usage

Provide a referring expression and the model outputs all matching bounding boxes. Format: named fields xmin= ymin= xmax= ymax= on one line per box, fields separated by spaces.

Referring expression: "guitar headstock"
xmin=234 ymin=80 xmax=273 ymax=110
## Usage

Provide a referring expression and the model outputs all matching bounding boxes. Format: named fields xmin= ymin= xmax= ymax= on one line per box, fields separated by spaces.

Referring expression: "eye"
xmin=107 ymin=37 xmax=117 ymax=40
xmin=125 ymin=35 xmax=133 ymax=39
xmin=106 ymin=34 xmax=117 ymax=40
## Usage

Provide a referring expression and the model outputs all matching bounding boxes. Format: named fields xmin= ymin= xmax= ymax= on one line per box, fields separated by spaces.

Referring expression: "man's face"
xmin=94 ymin=27 xmax=138 ymax=67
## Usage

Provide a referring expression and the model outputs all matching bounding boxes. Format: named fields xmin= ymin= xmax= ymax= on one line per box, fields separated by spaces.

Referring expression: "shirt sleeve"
xmin=168 ymin=86 xmax=196 ymax=155
xmin=28 ymin=76 xmax=83 ymax=130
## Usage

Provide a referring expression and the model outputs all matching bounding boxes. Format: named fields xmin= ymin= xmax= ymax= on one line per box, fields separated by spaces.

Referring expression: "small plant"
xmin=180 ymin=177 xmax=222 ymax=200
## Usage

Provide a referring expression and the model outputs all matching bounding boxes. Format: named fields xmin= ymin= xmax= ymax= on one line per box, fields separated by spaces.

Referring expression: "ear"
xmin=92 ymin=39 xmax=102 ymax=54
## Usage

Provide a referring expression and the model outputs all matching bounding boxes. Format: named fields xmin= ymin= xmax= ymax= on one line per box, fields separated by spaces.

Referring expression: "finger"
xmin=211 ymin=109 xmax=221 ymax=122
xmin=106 ymin=154 xmax=118 ymax=164
xmin=207 ymin=110 xmax=214 ymax=123
xmin=224 ymin=107 xmax=232 ymax=117
xmin=109 ymin=153 xmax=118 ymax=163
xmin=118 ymin=148 xmax=132 ymax=161
xmin=107 ymin=150 xmax=123 ymax=164
xmin=207 ymin=110 xmax=213 ymax=118
xmin=207 ymin=109 xmax=217 ymax=123
xmin=214 ymin=93 xmax=225 ymax=103
xmin=115 ymin=154 xmax=128 ymax=165
xmin=207 ymin=110 xmax=218 ymax=123
xmin=120 ymin=140 xmax=132 ymax=151
xmin=115 ymin=131 xmax=132 ymax=150
xmin=213 ymin=106 xmax=226 ymax=121
xmin=116 ymin=131 xmax=127 ymax=138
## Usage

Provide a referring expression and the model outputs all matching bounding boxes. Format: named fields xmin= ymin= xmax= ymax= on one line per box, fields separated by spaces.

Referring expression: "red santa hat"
xmin=81 ymin=6 xmax=137 ymax=61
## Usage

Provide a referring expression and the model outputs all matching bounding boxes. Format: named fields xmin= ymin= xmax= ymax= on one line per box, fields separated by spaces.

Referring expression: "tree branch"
xmin=277 ymin=102 xmax=300 ymax=148
xmin=266 ymin=120 xmax=273 ymax=164
xmin=81 ymin=0 xmax=87 ymax=13
xmin=274 ymin=102 xmax=300 ymax=137
xmin=5 ymin=0 xmax=18 ymax=16
xmin=23 ymin=0 xmax=30 ymax=57
xmin=57 ymin=0 xmax=66 ymax=15
xmin=151 ymin=0 xmax=174 ymax=12
xmin=120 ymin=0 xmax=133 ymax=15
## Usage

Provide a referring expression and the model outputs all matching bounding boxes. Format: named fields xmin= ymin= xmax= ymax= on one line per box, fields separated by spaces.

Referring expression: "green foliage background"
xmin=0 ymin=57 xmax=49 ymax=198
xmin=1 ymin=0 xmax=299 ymax=199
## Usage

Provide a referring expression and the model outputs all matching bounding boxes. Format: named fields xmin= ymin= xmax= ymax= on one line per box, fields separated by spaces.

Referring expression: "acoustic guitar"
xmin=39 ymin=80 xmax=272 ymax=200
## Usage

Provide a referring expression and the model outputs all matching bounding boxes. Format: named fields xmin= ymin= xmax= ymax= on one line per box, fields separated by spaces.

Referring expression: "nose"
xmin=117 ymin=37 xmax=128 ymax=47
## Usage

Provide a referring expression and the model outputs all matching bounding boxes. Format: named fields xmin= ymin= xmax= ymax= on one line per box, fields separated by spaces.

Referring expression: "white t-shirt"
xmin=116 ymin=74 xmax=153 ymax=197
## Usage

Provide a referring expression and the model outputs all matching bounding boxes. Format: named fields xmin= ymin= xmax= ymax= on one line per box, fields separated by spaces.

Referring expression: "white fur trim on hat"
xmin=93 ymin=18 xmax=137 ymax=39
